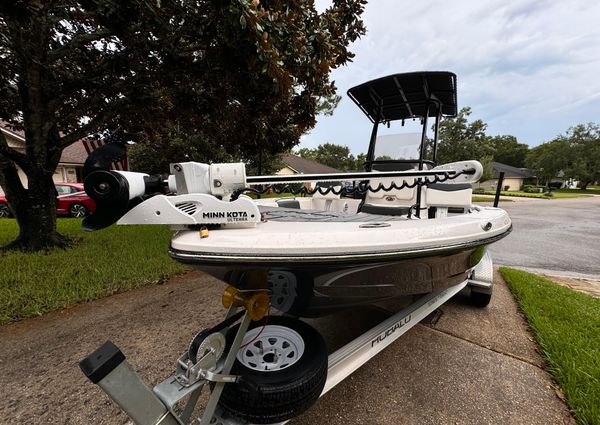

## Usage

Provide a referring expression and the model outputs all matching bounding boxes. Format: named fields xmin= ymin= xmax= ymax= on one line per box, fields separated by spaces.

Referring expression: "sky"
xmin=302 ymin=0 xmax=600 ymax=154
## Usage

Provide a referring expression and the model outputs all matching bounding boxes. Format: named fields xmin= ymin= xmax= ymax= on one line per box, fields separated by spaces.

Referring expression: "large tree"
xmin=0 ymin=0 xmax=366 ymax=251
xmin=529 ymin=123 xmax=600 ymax=189
xmin=526 ymin=138 xmax=569 ymax=186
xmin=436 ymin=107 xmax=493 ymax=164
xmin=488 ymin=135 xmax=529 ymax=168
xmin=297 ymin=142 xmax=361 ymax=171
xmin=562 ymin=123 xmax=600 ymax=189
xmin=436 ymin=107 xmax=530 ymax=167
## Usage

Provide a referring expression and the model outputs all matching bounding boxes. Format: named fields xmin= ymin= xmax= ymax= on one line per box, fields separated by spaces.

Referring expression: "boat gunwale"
xmin=168 ymin=225 xmax=511 ymax=265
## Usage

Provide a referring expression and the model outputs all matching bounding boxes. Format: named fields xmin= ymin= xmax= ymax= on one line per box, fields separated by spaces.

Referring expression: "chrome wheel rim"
xmin=0 ymin=205 xmax=8 ymax=218
xmin=237 ymin=325 xmax=305 ymax=372
xmin=70 ymin=204 xmax=86 ymax=217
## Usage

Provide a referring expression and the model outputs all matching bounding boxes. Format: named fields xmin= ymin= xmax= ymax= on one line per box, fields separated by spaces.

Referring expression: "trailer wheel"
xmin=470 ymin=290 xmax=492 ymax=307
xmin=218 ymin=316 xmax=327 ymax=424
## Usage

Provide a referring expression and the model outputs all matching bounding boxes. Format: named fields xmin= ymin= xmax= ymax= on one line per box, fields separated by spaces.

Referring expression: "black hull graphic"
xmin=170 ymin=243 xmax=492 ymax=317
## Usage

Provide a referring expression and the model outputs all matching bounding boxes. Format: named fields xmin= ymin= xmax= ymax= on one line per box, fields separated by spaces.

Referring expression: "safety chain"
xmin=231 ymin=169 xmax=470 ymax=201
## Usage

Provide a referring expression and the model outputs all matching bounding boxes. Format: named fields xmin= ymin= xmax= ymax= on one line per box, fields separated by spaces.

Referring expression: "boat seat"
xmin=426 ymin=183 xmax=472 ymax=208
xmin=276 ymin=199 xmax=301 ymax=209
xmin=428 ymin=183 xmax=472 ymax=191
xmin=359 ymin=162 xmax=425 ymax=216
xmin=359 ymin=204 xmax=410 ymax=216
xmin=312 ymin=185 xmax=342 ymax=211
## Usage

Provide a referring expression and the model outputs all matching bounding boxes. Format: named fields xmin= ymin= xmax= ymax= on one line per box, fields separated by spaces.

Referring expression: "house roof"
xmin=60 ymin=140 xmax=88 ymax=165
xmin=0 ymin=122 xmax=25 ymax=141
xmin=1 ymin=122 xmax=88 ymax=165
xmin=281 ymin=154 xmax=340 ymax=174
xmin=489 ymin=161 xmax=534 ymax=179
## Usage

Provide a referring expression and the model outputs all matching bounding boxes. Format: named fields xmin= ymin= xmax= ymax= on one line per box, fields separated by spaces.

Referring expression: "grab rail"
xmin=233 ymin=168 xmax=476 ymax=212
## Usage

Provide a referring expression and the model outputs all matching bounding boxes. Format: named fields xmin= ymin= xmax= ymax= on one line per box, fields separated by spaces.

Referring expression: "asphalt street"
xmin=487 ymin=196 xmax=600 ymax=278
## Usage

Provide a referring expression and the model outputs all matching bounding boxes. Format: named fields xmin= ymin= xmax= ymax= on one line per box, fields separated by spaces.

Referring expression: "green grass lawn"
xmin=500 ymin=268 xmax=600 ymax=424
xmin=471 ymin=195 xmax=513 ymax=203
xmin=554 ymin=187 xmax=600 ymax=195
xmin=0 ymin=219 xmax=187 ymax=324
xmin=480 ymin=190 xmax=592 ymax=199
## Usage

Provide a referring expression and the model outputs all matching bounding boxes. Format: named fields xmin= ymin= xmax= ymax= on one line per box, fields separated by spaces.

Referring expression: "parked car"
xmin=55 ymin=183 xmax=96 ymax=217
xmin=0 ymin=183 xmax=96 ymax=218
xmin=0 ymin=194 xmax=9 ymax=218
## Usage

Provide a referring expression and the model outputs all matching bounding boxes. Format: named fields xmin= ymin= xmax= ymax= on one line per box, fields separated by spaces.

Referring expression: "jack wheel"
xmin=218 ymin=316 xmax=327 ymax=424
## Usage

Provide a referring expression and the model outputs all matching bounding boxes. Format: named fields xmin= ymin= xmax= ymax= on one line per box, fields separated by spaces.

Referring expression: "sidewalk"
xmin=0 ymin=270 xmax=573 ymax=424
xmin=295 ymin=270 xmax=573 ymax=424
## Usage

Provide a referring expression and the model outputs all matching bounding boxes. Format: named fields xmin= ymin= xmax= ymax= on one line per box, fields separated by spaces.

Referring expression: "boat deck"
xmin=259 ymin=206 xmax=409 ymax=222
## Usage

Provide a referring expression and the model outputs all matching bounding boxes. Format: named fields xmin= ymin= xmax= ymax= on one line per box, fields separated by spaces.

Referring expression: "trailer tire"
xmin=218 ymin=316 xmax=327 ymax=424
xmin=470 ymin=290 xmax=492 ymax=307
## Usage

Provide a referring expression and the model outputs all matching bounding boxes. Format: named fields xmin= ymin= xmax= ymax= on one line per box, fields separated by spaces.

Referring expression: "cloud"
xmin=305 ymin=0 xmax=600 ymax=154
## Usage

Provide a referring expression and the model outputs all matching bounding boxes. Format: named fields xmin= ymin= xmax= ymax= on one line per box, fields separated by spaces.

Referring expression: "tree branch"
xmin=49 ymin=28 xmax=113 ymax=62
xmin=58 ymin=104 xmax=120 ymax=148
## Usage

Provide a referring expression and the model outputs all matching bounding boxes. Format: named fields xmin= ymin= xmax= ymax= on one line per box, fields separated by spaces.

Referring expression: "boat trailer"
xmin=79 ymin=252 xmax=493 ymax=425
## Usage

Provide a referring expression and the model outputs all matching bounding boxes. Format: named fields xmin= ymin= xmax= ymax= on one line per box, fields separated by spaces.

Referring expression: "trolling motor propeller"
xmin=82 ymin=142 xmax=164 ymax=231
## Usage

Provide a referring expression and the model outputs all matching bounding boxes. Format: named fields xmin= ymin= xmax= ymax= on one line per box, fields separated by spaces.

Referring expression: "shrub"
xmin=473 ymin=187 xmax=486 ymax=194
xmin=503 ymin=185 xmax=511 ymax=191
xmin=524 ymin=185 xmax=544 ymax=193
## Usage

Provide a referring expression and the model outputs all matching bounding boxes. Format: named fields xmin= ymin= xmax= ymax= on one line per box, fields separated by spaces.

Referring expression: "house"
xmin=1 ymin=123 xmax=89 ymax=190
xmin=477 ymin=161 xmax=535 ymax=191
xmin=278 ymin=154 xmax=340 ymax=176
xmin=278 ymin=154 xmax=340 ymax=190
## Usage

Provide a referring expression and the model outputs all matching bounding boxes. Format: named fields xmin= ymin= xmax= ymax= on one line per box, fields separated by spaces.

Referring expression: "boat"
xmin=82 ymin=71 xmax=510 ymax=317
xmin=79 ymin=71 xmax=512 ymax=424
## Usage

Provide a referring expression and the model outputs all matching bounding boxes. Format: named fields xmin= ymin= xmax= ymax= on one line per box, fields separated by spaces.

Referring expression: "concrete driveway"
xmin=0 ymin=270 xmax=573 ymax=424
xmin=487 ymin=196 xmax=600 ymax=279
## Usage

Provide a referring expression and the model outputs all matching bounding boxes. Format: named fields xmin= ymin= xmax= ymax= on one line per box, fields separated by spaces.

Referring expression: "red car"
xmin=0 ymin=194 xmax=8 ymax=218
xmin=0 ymin=183 xmax=96 ymax=218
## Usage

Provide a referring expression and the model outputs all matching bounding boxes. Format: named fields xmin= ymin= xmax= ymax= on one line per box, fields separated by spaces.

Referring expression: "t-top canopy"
xmin=347 ymin=71 xmax=457 ymax=122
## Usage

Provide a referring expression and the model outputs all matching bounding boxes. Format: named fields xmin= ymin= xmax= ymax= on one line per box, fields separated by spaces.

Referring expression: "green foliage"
xmin=500 ymin=268 xmax=600 ymax=425
xmin=0 ymin=219 xmax=186 ymax=324
xmin=523 ymin=185 xmax=544 ymax=193
xmin=479 ymin=155 xmax=494 ymax=182
xmin=526 ymin=138 xmax=570 ymax=185
xmin=488 ymin=135 xmax=529 ymax=167
xmin=562 ymin=123 xmax=600 ymax=189
xmin=296 ymin=142 xmax=363 ymax=171
xmin=0 ymin=0 xmax=367 ymax=247
xmin=527 ymin=123 xmax=600 ymax=188
xmin=436 ymin=107 xmax=493 ymax=164
xmin=436 ymin=107 xmax=529 ymax=167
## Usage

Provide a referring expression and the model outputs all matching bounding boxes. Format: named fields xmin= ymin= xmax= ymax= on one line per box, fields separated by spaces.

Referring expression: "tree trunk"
xmin=1 ymin=170 xmax=70 ymax=252
xmin=579 ymin=181 xmax=590 ymax=190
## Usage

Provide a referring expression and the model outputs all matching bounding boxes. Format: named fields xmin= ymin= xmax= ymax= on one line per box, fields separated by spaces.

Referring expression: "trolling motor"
xmin=82 ymin=143 xmax=259 ymax=231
